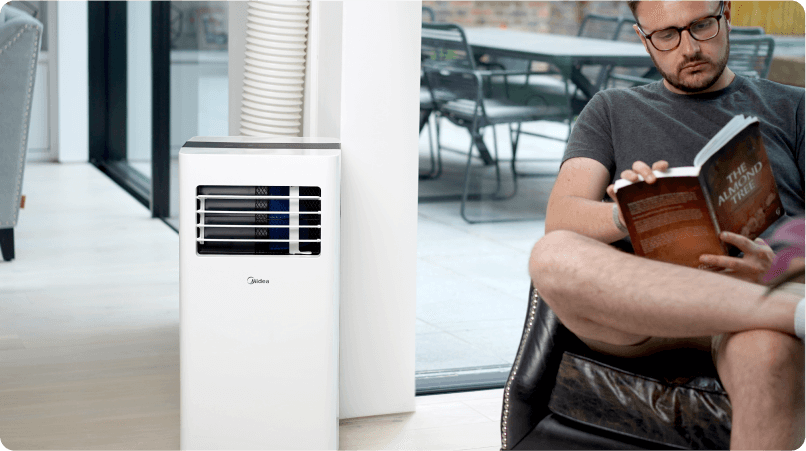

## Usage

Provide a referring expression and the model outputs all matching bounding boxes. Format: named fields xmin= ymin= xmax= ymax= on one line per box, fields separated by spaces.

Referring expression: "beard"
xmin=651 ymin=39 xmax=730 ymax=93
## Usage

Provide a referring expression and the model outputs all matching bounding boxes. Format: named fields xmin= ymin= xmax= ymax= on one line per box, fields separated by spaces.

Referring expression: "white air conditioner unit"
xmin=179 ymin=136 xmax=340 ymax=450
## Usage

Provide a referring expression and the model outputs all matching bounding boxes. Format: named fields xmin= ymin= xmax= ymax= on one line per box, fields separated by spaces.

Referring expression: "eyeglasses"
xmin=636 ymin=1 xmax=725 ymax=52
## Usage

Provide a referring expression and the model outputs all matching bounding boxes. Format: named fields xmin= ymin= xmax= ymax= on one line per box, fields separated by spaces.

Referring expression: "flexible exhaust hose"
xmin=239 ymin=1 xmax=310 ymax=137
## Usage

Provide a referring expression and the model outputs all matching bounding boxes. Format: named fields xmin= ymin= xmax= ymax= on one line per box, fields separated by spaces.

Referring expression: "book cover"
xmin=615 ymin=116 xmax=783 ymax=269
xmin=616 ymin=174 xmax=723 ymax=269
xmin=699 ymin=121 xmax=784 ymax=241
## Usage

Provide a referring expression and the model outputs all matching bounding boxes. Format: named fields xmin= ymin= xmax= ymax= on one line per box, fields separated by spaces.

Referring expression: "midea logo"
xmin=247 ymin=277 xmax=270 ymax=285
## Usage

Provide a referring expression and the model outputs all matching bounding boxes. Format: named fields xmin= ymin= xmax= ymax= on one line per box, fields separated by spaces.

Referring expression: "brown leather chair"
xmin=500 ymin=285 xmax=732 ymax=450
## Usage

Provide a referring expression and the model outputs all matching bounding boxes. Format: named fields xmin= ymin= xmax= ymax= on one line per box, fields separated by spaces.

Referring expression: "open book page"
xmin=613 ymin=167 xmax=700 ymax=192
xmin=615 ymin=175 xmax=724 ymax=269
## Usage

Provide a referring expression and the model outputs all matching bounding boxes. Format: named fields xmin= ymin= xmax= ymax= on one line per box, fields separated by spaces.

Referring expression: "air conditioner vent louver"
xmin=196 ymin=185 xmax=321 ymax=255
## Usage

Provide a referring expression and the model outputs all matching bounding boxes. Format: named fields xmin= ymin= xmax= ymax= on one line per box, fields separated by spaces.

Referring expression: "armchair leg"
xmin=0 ymin=228 xmax=14 ymax=261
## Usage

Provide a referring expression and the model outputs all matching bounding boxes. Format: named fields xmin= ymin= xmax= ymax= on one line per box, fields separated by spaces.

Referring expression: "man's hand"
xmin=620 ymin=160 xmax=670 ymax=183
xmin=605 ymin=160 xmax=670 ymax=231
xmin=700 ymin=231 xmax=775 ymax=284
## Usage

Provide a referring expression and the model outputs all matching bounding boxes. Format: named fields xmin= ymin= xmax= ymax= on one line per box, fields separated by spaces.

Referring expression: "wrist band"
xmin=613 ymin=204 xmax=628 ymax=234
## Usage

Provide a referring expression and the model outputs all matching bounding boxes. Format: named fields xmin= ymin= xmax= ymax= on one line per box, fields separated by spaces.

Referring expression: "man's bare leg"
xmin=716 ymin=329 xmax=805 ymax=449
xmin=529 ymin=230 xmax=801 ymax=343
xmin=530 ymin=230 xmax=804 ymax=449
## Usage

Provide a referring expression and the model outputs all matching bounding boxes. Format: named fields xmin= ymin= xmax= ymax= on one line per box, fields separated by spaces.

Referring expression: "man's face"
xmin=634 ymin=1 xmax=731 ymax=94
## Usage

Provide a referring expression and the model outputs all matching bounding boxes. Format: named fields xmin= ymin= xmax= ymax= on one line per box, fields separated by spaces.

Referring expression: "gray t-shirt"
xmin=563 ymin=75 xmax=805 ymax=246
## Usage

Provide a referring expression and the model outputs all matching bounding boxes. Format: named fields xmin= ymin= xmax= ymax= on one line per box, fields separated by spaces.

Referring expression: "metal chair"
xmin=496 ymin=13 xmax=626 ymax=98
xmin=575 ymin=14 xmax=625 ymax=91
xmin=0 ymin=5 xmax=42 ymax=261
xmin=728 ymin=35 xmax=775 ymax=79
xmin=464 ymin=13 xmax=628 ymax=188
xmin=419 ymin=6 xmax=511 ymax=181
xmin=604 ymin=16 xmax=663 ymax=88
xmin=487 ymin=13 xmax=630 ymax=143
xmin=421 ymin=22 xmax=569 ymax=223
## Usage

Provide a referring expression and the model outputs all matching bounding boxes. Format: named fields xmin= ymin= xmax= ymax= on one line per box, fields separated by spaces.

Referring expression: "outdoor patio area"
xmin=414 ymin=117 xmax=567 ymax=373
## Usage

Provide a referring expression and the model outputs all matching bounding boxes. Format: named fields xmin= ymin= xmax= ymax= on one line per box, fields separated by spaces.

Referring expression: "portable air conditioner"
xmin=179 ymin=136 xmax=340 ymax=450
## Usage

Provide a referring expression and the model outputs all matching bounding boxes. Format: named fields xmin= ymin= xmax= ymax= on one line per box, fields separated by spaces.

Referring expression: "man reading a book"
xmin=530 ymin=1 xmax=805 ymax=449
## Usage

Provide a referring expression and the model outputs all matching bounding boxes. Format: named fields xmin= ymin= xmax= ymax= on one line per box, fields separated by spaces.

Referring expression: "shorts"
xmin=580 ymin=335 xmax=719 ymax=366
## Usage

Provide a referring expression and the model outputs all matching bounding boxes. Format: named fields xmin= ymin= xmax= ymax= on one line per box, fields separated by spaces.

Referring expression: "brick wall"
xmin=423 ymin=1 xmax=633 ymax=35
xmin=423 ymin=1 xmax=806 ymax=37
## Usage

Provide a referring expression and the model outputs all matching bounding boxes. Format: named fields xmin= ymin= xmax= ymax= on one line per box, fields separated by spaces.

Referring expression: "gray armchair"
xmin=0 ymin=5 xmax=42 ymax=261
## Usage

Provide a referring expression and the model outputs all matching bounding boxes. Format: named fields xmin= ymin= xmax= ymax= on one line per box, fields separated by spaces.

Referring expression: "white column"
xmin=324 ymin=1 xmax=421 ymax=419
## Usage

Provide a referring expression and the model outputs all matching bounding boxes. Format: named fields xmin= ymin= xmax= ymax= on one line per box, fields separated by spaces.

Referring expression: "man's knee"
xmin=529 ymin=231 xmax=652 ymax=348
xmin=717 ymin=329 xmax=805 ymax=397
xmin=529 ymin=230 xmax=611 ymax=320
xmin=529 ymin=230 xmax=617 ymax=298
xmin=529 ymin=230 xmax=584 ymax=294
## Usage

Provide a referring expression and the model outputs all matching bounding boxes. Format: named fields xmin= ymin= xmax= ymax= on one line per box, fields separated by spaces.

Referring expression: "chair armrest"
xmin=501 ymin=285 xmax=577 ymax=449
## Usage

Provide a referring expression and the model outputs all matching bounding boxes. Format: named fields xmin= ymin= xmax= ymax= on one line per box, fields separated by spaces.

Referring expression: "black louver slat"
xmin=196 ymin=186 xmax=322 ymax=255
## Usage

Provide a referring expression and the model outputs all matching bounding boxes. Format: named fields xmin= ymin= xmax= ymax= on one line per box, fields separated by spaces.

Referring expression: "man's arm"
xmin=545 ymin=157 xmax=626 ymax=243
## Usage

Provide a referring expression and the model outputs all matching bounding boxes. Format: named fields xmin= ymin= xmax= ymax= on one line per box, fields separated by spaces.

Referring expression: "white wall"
xmin=229 ymin=1 xmax=421 ymax=420
xmin=51 ymin=0 xmax=88 ymax=163
xmin=27 ymin=52 xmax=50 ymax=161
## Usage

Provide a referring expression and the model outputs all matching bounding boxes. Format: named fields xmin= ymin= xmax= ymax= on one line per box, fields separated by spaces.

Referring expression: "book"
xmin=613 ymin=115 xmax=784 ymax=269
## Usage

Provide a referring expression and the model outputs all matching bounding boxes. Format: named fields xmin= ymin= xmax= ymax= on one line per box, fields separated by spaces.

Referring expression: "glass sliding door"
xmin=88 ymin=0 xmax=228 ymax=229
xmin=165 ymin=1 xmax=229 ymax=229
xmin=89 ymin=1 xmax=159 ymax=211
xmin=127 ymin=1 xmax=152 ymax=182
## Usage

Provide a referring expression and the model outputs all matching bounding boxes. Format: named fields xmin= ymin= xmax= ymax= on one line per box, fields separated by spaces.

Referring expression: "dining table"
xmin=464 ymin=27 xmax=655 ymax=100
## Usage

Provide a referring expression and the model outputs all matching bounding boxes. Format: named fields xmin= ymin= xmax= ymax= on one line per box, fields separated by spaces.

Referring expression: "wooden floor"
xmin=0 ymin=162 xmax=503 ymax=450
